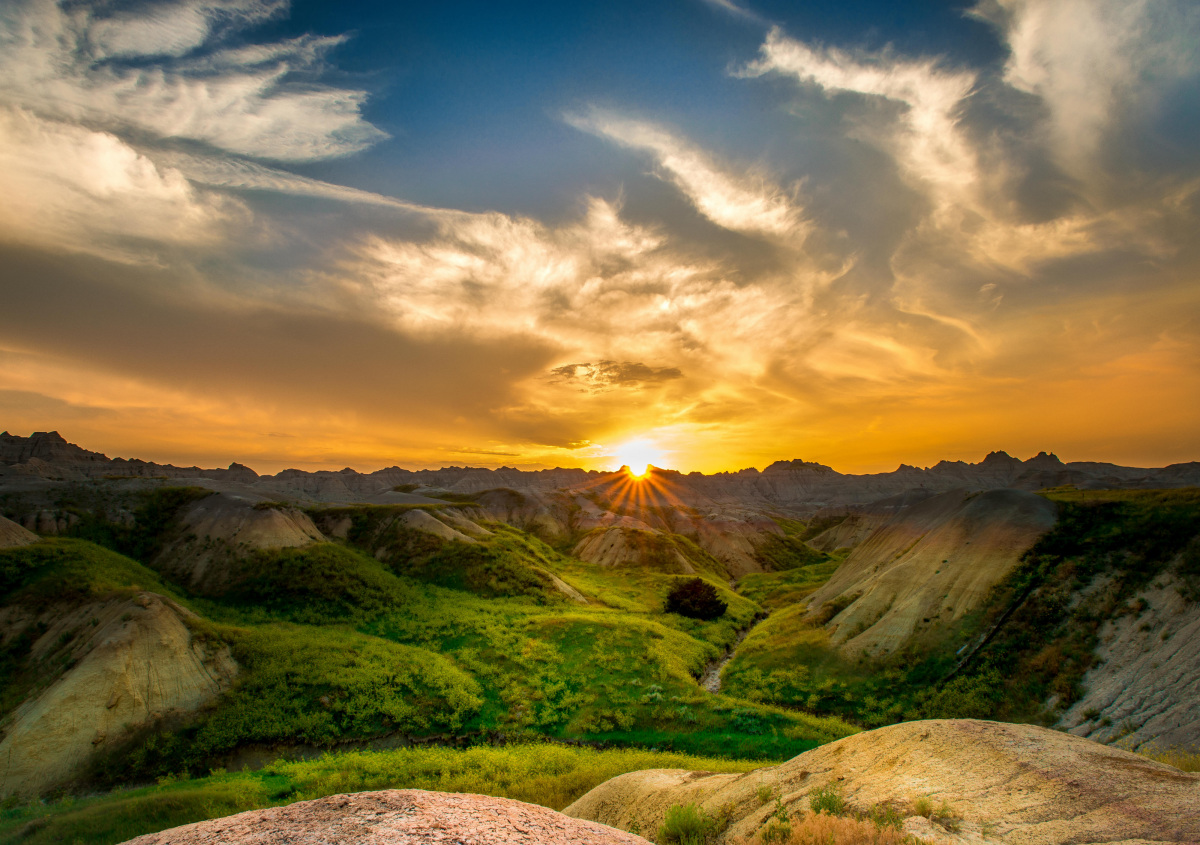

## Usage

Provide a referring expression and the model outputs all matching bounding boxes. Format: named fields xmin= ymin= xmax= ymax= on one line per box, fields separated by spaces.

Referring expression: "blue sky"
xmin=0 ymin=0 xmax=1198 ymax=473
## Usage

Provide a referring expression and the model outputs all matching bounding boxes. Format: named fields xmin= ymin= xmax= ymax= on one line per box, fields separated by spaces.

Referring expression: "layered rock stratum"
xmin=0 ymin=592 xmax=236 ymax=796
xmin=120 ymin=789 xmax=650 ymax=845
xmin=565 ymin=719 xmax=1200 ymax=844
xmin=805 ymin=489 xmax=1059 ymax=657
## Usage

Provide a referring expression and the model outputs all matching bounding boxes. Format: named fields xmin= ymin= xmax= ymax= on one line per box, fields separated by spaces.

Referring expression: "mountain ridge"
xmin=4 ymin=432 xmax=1198 ymax=512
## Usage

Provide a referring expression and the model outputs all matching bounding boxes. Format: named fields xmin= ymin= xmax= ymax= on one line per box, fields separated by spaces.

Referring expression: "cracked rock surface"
xmin=565 ymin=719 xmax=1200 ymax=844
xmin=121 ymin=790 xmax=651 ymax=845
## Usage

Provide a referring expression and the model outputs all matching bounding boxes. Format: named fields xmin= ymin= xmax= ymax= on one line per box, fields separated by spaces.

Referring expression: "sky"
xmin=1 ymin=0 xmax=1199 ymax=475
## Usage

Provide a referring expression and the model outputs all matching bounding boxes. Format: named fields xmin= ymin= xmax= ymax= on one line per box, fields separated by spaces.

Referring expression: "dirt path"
xmin=699 ymin=615 xmax=765 ymax=693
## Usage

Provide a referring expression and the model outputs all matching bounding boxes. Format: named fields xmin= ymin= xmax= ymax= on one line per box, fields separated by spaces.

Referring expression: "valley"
xmin=0 ymin=433 xmax=1198 ymax=843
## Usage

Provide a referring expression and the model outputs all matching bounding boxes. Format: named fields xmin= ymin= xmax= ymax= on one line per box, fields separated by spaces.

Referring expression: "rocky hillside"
xmin=0 ymin=590 xmax=235 ymax=796
xmin=565 ymin=719 xmax=1200 ymax=844
xmin=805 ymin=489 xmax=1058 ymax=657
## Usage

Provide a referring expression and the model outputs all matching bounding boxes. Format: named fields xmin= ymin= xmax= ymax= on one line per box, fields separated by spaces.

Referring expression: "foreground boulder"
xmin=122 ymin=789 xmax=650 ymax=845
xmin=564 ymin=719 xmax=1200 ymax=844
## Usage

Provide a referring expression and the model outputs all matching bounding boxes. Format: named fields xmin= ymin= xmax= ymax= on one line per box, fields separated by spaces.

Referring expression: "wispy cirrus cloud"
xmin=971 ymin=0 xmax=1200 ymax=174
xmin=0 ymin=0 xmax=385 ymax=162
xmin=738 ymin=28 xmax=978 ymax=204
xmin=698 ymin=0 xmax=767 ymax=26
xmin=565 ymin=107 xmax=807 ymax=239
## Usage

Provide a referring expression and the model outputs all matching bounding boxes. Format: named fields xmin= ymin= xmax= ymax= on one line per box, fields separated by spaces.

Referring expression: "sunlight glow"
xmin=615 ymin=439 xmax=664 ymax=477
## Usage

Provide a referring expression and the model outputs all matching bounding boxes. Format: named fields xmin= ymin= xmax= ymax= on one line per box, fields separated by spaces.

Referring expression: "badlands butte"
xmin=0 ymin=431 xmax=1198 ymax=844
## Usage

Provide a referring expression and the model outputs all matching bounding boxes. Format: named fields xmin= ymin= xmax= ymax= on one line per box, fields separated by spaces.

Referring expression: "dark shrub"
xmin=665 ymin=577 xmax=727 ymax=620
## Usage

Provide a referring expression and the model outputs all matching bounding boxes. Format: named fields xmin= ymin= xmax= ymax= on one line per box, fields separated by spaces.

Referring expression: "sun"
xmin=615 ymin=439 xmax=663 ymax=478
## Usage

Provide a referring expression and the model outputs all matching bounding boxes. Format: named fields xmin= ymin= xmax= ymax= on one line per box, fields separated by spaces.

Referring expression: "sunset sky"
xmin=1 ymin=0 xmax=1198 ymax=475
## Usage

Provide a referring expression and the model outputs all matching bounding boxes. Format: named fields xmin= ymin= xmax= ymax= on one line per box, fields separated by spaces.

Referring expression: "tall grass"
xmin=0 ymin=744 xmax=761 ymax=845
xmin=733 ymin=811 xmax=920 ymax=845
xmin=1134 ymin=744 xmax=1200 ymax=772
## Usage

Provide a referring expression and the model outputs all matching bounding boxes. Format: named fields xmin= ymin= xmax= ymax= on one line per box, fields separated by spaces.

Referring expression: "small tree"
xmin=665 ymin=577 xmax=727 ymax=621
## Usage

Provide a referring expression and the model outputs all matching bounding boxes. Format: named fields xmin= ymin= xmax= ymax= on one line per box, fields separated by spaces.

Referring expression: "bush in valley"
xmin=665 ymin=578 xmax=728 ymax=621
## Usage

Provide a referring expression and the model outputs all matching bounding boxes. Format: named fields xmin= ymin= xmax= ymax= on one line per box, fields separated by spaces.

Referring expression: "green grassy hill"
xmin=0 ymin=488 xmax=858 ymax=844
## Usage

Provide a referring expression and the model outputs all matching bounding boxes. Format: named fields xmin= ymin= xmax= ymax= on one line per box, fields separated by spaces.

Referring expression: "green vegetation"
xmin=0 ymin=744 xmax=761 ymax=845
xmin=738 ymin=560 xmax=842 ymax=611
xmin=723 ymin=488 xmax=1200 ymax=728
xmin=754 ymin=534 xmax=831 ymax=571
xmin=55 ymin=486 xmax=213 ymax=564
xmin=214 ymin=544 xmax=418 ymax=623
xmin=0 ymin=495 xmax=858 ymax=824
xmin=659 ymin=802 xmax=720 ymax=845
xmin=809 ymin=784 xmax=845 ymax=815
xmin=666 ymin=578 xmax=728 ymax=620
xmin=311 ymin=507 xmax=562 ymax=601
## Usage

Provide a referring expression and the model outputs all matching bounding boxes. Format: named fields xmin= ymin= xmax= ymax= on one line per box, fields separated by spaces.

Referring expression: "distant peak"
xmin=763 ymin=458 xmax=836 ymax=475
xmin=981 ymin=450 xmax=1019 ymax=464
xmin=1025 ymin=451 xmax=1063 ymax=465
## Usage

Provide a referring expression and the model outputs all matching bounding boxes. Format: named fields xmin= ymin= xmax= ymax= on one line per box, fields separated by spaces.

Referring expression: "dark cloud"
xmin=548 ymin=360 xmax=684 ymax=392
xmin=0 ymin=244 xmax=559 ymax=431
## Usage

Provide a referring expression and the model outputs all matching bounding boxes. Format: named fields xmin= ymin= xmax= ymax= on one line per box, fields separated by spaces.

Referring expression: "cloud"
xmin=698 ymin=0 xmax=767 ymax=26
xmin=565 ymin=108 xmax=807 ymax=239
xmin=0 ymin=105 xmax=245 ymax=260
xmin=971 ymin=0 xmax=1200 ymax=172
xmin=0 ymin=0 xmax=386 ymax=161
xmin=86 ymin=0 xmax=288 ymax=60
xmin=739 ymin=28 xmax=978 ymax=205
xmin=548 ymin=361 xmax=684 ymax=392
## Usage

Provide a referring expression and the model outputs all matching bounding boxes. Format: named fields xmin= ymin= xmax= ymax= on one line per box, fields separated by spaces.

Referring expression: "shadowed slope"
xmin=0 ymin=515 xmax=37 ymax=548
xmin=806 ymin=489 xmax=1057 ymax=657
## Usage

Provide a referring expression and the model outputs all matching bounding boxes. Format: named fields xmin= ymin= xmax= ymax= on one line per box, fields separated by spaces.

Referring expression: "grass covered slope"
xmin=0 ymin=491 xmax=858 ymax=808
xmin=722 ymin=488 xmax=1200 ymax=735
xmin=0 ymin=744 xmax=764 ymax=845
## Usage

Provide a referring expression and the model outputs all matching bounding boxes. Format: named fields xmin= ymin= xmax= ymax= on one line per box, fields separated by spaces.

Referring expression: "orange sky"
xmin=1 ymin=0 xmax=1198 ymax=476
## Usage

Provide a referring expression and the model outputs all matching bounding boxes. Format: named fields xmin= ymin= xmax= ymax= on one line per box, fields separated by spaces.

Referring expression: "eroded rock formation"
xmin=565 ymin=719 xmax=1200 ymax=844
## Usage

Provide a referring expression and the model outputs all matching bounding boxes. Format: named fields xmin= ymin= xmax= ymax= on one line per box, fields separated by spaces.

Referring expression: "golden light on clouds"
xmin=0 ymin=0 xmax=1197 ymax=474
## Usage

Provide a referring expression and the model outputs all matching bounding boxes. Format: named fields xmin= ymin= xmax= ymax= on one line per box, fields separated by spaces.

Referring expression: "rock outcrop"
xmin=0 ymin=514 xmax=37 ymax=548
xmin=564 ymin=719 xmax=1200 ymax=844
xmin=1060 ymin=574 xmax=1200 ymax=750
xmin=155 ymin=494 xmax=325 ymax=593
xmin=121 ymin=789 xmax=650 ymax=845
xmin=0 ymin=592 xmax=236 ymax=797
xmin=805 ymin=489 xmax=1057 ymax=657
xmin=574 ymin=527 xmax=696 ymax=573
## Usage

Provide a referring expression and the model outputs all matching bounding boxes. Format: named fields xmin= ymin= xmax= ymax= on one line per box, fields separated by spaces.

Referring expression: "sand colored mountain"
xmin=804 ymin=489 xmax=1057 ymax=657
xmin=0 ymin=592 xmax=236 ymax=797
xmin=574 ymin=527 xmax=697 ymax=573
xmin=564 ymin=719 xmax=1200 ymax=844
xmin=0 ymin=514 xmax=37 ymax=548
xmin=121 ymin=789 xmax=650 ymax=845
xmin=154 ymin=493 xmax=326 ymax=593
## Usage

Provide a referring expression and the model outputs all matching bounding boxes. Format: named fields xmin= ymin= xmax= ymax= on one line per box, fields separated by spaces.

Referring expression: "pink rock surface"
xmin=121 ymin=789 xmax=651 ymax=845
